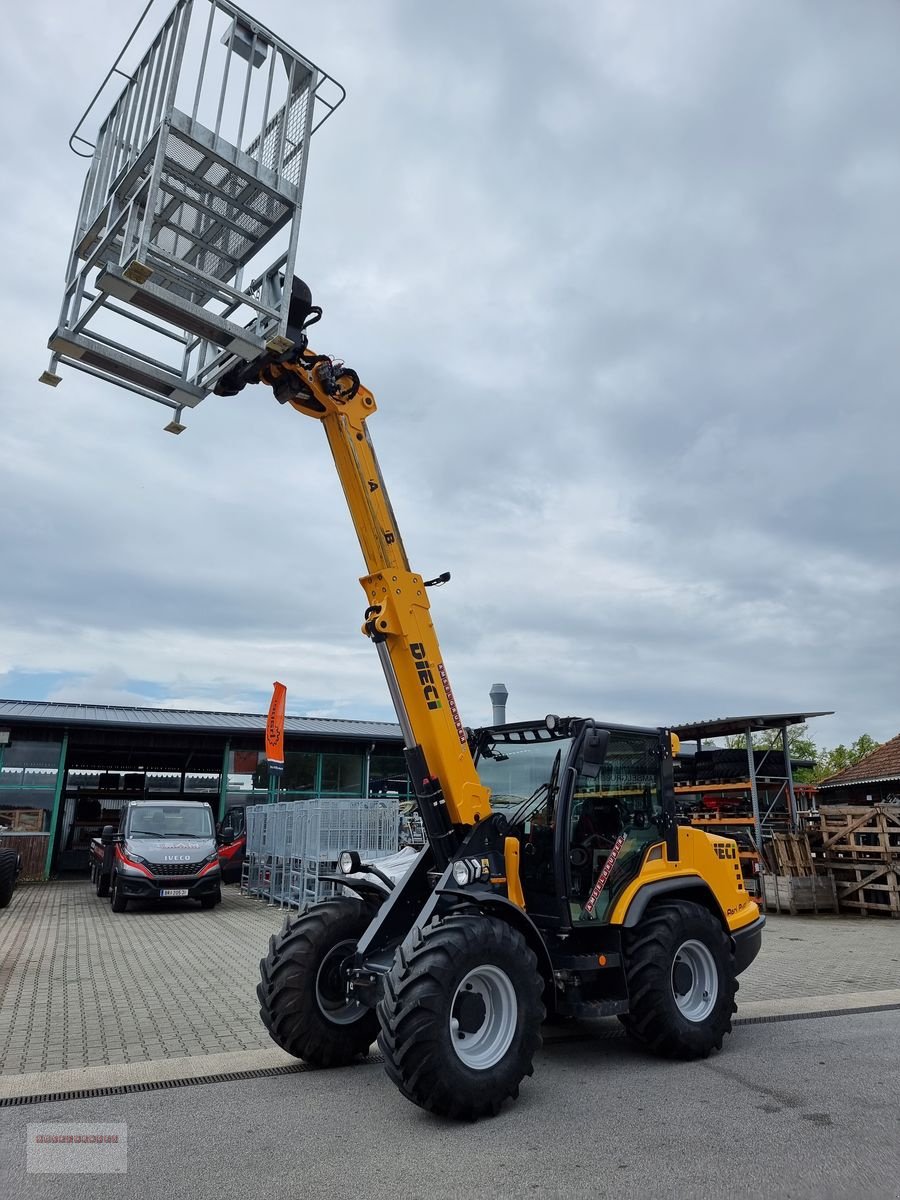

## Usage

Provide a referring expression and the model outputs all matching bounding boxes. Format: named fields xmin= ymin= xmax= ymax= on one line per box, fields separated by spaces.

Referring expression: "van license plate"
xmin=160 ymin=888 xmax=189 ymax=898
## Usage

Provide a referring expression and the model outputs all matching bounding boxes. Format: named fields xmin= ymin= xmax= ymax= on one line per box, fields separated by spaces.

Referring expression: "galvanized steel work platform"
xmin=42 ymin=0 xmax=343 ymax=427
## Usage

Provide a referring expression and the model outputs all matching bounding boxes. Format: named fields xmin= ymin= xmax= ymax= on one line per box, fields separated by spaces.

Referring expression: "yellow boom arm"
xmin=257 ymin=352 xmax=491 ymax=832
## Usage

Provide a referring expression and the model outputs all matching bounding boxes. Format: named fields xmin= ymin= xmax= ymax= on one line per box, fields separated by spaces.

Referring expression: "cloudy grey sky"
xmin=1 ymin=0 xmax=898 ymax=750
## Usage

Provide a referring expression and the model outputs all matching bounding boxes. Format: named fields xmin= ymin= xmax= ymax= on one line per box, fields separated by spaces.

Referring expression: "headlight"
xmin=339 ymin=850 xmax=362 ymax=875
xmin=202 ymin=851 xmax=219 ymax=865
xmin=129 ymin=853 xmax=149 ymax=867
xmin=452 ymin=861 xmax=470 ymax=887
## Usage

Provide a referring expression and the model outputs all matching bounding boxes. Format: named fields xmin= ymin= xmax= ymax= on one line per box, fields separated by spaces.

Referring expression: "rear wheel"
xmin=110 ymin=873 xmax=128 ymax=913
xmin=377 ymin=914 xmax=544 ymax=1120
xmin=0 ymin=849 xmax=18 ymax=909
xmin=621 ymin=901 xmax=737 ymax=1059
xmin=257 ymin=899 xmax=378 ymax=1066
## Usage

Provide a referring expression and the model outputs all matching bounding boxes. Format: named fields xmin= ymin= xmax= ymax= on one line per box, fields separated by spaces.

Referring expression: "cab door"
xmin=562 ymin=728 xmax=672 ymax=925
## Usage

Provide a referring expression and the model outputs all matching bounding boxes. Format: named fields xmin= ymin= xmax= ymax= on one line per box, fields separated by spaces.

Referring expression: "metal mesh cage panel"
xmin=242 ymin=797 xmax=400 ymax=907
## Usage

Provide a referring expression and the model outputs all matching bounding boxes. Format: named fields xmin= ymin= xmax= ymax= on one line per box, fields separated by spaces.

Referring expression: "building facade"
xmin=0 ymin=700 xmax=406 ymax=880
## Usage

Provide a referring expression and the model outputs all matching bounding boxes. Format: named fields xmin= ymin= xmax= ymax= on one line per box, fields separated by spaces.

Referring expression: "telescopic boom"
xmin=215 ymin=279 xmax=491 ymax=866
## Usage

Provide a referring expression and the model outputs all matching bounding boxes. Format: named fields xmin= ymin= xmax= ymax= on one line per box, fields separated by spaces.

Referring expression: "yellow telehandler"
xmin=217 ymin=279 xmax=764 ymax=1120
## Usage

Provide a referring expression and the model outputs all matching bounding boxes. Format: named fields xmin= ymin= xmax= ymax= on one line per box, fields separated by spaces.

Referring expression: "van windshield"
xmin=127 ymin=806 xmax=214 ymax=839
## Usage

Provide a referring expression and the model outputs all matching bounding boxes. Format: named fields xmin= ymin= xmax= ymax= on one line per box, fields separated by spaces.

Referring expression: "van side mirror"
xmin=220 ymin=826 xmax=235 ymax=846
xmin=578 ymin=728 xmax=609 ymax=779
xmin=101 ymin=825 xmax=115 ymax=846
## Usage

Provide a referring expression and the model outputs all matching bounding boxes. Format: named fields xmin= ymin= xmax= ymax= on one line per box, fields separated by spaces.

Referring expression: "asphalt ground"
xmin=1 ymin=1009 xmax=898 ymax=1200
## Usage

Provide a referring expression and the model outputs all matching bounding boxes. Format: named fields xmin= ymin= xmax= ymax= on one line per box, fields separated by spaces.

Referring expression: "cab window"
xmin=568 ymin=731 xmax=663 ymax=923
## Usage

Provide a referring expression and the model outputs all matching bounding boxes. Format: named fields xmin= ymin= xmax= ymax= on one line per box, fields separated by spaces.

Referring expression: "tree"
xmin=817 ymin=734 xmax=881 ymax=782
xmin=725 ymin=724 xmax=818 ymax=760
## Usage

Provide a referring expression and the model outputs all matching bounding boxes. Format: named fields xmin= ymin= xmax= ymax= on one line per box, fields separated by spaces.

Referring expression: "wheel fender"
xmin=318 ymin=874 xmax=389 ymax=907
xmin=621 ymin=876 xmax=727 ymax=929
xmin=438 ymin=887 xmax=554 ymax=992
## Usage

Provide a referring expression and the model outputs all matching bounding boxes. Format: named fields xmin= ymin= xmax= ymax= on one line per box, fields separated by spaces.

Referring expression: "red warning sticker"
xmin=583 ymin=833 xmax=627 ymax=915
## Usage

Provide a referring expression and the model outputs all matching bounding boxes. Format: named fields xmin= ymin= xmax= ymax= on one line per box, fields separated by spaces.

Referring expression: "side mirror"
xmin=220 ymin=826 xmax=235 ymax=846
xmin=101 ymin=825 xmax=115 ymax=846
xmin=578 ymin=728 xmax=610 ymax=779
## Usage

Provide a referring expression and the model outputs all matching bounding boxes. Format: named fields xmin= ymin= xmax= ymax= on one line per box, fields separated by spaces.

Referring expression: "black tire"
xmin=377 ymin=914 xmax=544 ymax=1120
xmin=0 ymin=849 xmax=17 ymax=909
xmin=200 ymin=888 xmax=221 ymax=909
xmin=257 ymin=899 xmax=378 ymax=1067
xmin=110 ymin=873 xmax=128 ymax=913
xmin=95 ymin=863 xmax=110 ymax=898
xmin=622 ymin=901 xmax=737 ymax=1059
xmin=616 ymin=1012 xmax=652 ymax=1046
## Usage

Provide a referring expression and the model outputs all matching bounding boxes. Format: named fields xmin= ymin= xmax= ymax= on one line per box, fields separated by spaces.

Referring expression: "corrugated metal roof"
xmin=0 ymin=699 xmax=402 ymax=741
xmin=672 ymin=712 xmax=832 ymax=740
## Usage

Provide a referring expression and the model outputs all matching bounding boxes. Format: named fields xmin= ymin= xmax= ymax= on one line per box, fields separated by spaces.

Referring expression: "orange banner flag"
xmin=265 ymin=681 xmax=287 ymax=774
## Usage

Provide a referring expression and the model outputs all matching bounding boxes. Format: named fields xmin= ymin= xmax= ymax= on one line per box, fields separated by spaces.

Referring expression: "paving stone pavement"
xmin=0 ymin=882 xmax=286 ymax=1076
xmin=1 ymin=882 xmax=898 ymax=1076
xmin=740 ymin=907 xmax=900 ymax=1001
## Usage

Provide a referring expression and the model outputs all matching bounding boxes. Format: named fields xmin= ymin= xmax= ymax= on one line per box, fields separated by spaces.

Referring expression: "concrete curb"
xmin=735 ymin=988 xmax=900 ymax=1020
xmin=2 ymin=988 xmax=899 ymax=1101
xmin=0 ymin=1045 xmax=299 ymax=1101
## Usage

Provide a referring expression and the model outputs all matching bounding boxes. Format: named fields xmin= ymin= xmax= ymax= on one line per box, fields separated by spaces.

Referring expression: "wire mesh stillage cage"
xmin=41 ymin=0 xmax=343 ymax=425
xmin=241 ymin=797 xmax=400 ymax=907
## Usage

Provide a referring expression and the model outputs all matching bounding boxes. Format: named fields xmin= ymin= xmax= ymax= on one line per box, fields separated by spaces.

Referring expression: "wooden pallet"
xmin=764 ymin=807 xmax=900 ymax=917
xmin=770 ymin=831 xmax=816 ymax=877
xmin=820 ymin=859 xmax=900 ymax=918
xmin=762 ymin=872 xmax=837 ymax=915
xmin=811 ymin=805 xmax=900 ymax=861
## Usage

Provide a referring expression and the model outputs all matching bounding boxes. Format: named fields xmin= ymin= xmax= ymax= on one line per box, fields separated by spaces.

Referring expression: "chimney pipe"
xmin=489 ymin=683 xmax=508 ymax=725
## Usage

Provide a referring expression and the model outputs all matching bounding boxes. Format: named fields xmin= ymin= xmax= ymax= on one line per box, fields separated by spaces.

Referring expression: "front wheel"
xmin=95 ymin=863 xmax=109 ymax=898
xmin=378 ymin=914 xmax=544 ymax=1120
xmin=257 ymin=899 xmax=378 ymax=1067
xmin=621 ymin=901 xmax=737 ymax=1059
xmin=200 ymin=888 xmax=221 ymax=909
xmin=110 ymin=873 xmax=128 ymax=913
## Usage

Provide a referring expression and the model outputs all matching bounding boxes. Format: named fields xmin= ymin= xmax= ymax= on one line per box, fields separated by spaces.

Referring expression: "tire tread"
xmin=377 ymin=913 xmax=544 ymax=1120
xmin=258 ymin=899 xmax=377 ymax=1067
xmin=622 ymin=901 xmax=737 ymax=1060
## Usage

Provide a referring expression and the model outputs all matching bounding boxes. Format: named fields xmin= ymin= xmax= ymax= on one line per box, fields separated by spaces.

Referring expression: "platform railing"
xmin=43 ymin=0 xmax=343 ymax=425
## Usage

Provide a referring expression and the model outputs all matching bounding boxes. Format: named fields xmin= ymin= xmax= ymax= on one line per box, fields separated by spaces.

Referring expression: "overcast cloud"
xmin=1 ymin=0 xmax=898 ymax=748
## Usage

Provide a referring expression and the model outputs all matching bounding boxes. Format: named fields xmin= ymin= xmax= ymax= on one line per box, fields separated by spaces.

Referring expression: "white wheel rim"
xmin=672 ymin=939 xmax=718 ymax=1022
xmin=450 ymin=965 xmax=518 ymax=1069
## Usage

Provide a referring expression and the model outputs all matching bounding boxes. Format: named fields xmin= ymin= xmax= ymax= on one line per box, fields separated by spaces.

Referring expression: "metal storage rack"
xmin=242 ymin=796 xmax=400 ymax=908
xmin=42 ymin=0 xmax=343 ymax=427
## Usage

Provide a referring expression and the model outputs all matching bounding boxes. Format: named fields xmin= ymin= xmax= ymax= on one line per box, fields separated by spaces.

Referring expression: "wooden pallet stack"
xmin=807 ymin=805 xmax=900 ymax=918
xmin=761 ymin=831 xmax=838 ymax=914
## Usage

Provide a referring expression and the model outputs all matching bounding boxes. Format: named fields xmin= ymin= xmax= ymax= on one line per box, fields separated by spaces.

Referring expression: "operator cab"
xmin=473 ymin=717 xmax=677 ymax=927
